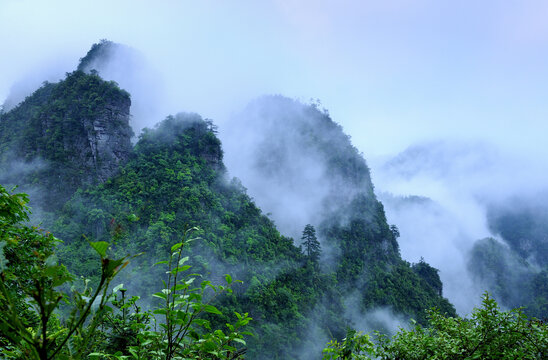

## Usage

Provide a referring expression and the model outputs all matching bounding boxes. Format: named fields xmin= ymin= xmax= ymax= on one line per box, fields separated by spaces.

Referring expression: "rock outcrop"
xmin=0 ymin=71 xmax=133 ymax=210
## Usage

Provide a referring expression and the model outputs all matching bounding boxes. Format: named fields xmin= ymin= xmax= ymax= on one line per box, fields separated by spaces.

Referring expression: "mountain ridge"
xmin=0 ymin=40 xmax=456 ymax=359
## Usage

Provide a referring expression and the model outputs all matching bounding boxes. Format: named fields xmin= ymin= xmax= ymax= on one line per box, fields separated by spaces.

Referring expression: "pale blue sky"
xmin=1 ymin=0 xmax=548 ymax=158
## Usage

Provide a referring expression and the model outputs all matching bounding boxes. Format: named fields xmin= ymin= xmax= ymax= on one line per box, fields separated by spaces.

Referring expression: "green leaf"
xmin=204 ymin=304 xmax=222 ymax=315
xmin=171 ymin=265 xmax=191 ymax=274
xmin=225 ymin=274 xmax=232 ymax=284
xmin=103 ymin=258 xmax=126 ymax=278
xmin=171 ymin=241 xmax=183 ymax=253
xmin=152 ymin=292 xmax=167 ymax=300
xmin=173 ymin=283 xmax=190 ymax=291
xmin=90 ymin=241 xmax=109 ymax=258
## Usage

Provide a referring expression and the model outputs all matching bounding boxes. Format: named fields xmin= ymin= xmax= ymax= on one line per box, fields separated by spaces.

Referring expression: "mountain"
xmin=223 ymin=96 xmax=454 ymax=314
xmin=0 ymin=70 xmax=133 ymax=211
xmin=0 ymin=41 xmax=456 ymax=359
xmin=76 ymin=39 xmax=166 ymax=133
xmin=468 ymin=193 xmax=548 ymax=318
xmin=372 ymin=139 xmax=548 ymax=318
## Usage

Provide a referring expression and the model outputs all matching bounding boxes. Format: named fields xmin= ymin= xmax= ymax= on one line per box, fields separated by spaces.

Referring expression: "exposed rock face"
xmin=83 ymin=99 xmax=132 ymax=182
xmin=0 ymin=71 xmax=133 ymax=210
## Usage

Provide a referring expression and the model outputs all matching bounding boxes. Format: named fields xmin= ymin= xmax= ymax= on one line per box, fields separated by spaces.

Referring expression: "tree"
xmin=301 ymin=224 xmax=321 ymax=263
xmin=389 ymin=224 xmax=400 ymax=240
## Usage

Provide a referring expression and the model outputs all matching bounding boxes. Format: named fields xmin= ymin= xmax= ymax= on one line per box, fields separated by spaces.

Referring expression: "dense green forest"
xmin=1 ymin=184 xmax=546 ymax=359
xmin=1 ymin=41 xmax=546 ymax=359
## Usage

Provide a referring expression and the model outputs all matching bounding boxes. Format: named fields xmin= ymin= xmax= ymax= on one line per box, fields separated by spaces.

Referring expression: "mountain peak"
xmin=0 ymin=71 xmax=133 ymax=210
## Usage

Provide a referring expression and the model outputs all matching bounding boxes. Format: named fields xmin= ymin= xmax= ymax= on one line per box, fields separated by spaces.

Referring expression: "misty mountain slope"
xmin=377 ymin=192 xmax=485 ymax=314
xmin=487 ymin=194 xmax=548 ymax=268
xmin=0 ymin=70 xmax=133 ymax=210
xmin=374 ymin=140 xmax=548 ymax=317
xmin=223 ymin=96 xmax=374 ymax=238
xmin=469 ymin=238 xmax=534 ymax=306
xmin=54 ymin=114 xmax=301 ymax=271
xmin=223 ymin=96 xmax=455 ymax=319
xmin=467 ymin=195 xmax=548 ymax=318
xmin=51 ymin=113 xmax=348 ymax=359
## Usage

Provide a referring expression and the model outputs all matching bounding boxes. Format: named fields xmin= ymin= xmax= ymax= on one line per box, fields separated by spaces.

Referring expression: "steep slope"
xmin=0 ymin=71 xmax=133 ymax=210
xmin=468 ymin=194 xmax=548 ymax=318
xmin=52 ymin=114 xmax=343 ymax=358
xmin=50 ymin=108 xmax=453 ymax=358
xmin=373 ymin=139 xmax=548 ymax=318
xmin=223 ymin=96 xmax=454 ymax=318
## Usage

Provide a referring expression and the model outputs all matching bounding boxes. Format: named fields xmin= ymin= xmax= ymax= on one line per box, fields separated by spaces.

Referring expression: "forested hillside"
xmin=223 ymin=96 xmax=454 ymax=319
xmin=468 ymin=193 xmax=548 ymax=319
xmin=0 ymin=42 xmax=456 ymax=359
xmin=0 ymin=70 xmax=133 ymax=211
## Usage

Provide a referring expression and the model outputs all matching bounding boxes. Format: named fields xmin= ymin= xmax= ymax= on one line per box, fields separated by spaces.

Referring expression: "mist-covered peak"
xmin=221 ymin=95 xmax=454 ymax=321
xmin=486 ymin=191 xmax=548 ymax=268
xmin=223 ymin=95 xmax=374 ymax=239
xmin=77 ymin=39 xmax=144 ymax=77
xmin=77 ymin=39 xmax=166 ymax=134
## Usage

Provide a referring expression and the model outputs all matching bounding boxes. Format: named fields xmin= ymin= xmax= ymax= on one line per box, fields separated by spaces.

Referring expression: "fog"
xmin=2 ymin=0 xmax=548 ymax=318
xmin=372 ymin=140 xmax=548 ymax=313
xmin=3 ymin=1 xmax=548 ymax=157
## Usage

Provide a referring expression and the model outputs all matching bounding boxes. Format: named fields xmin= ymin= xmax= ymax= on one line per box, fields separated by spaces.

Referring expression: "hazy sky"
xmin=2 ymin=0 xmax=548 ymax=159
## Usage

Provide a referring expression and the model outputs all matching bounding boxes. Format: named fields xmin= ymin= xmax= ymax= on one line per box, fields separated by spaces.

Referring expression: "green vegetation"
xmin=301 ymin=224 xmax=321 ymax=263
xmin=0 ymin=71 xmax=132 ymax=210
xmin=0 ymin=184 xmax=129 ymax=359
xmin=323 ymin=293 xmax=547 ymax=359
xmin=0 ymin=185 xmax=251 ymax=359
xmin=3 ymin=185 xmax=546 ymax=359
xmin=0 ymin=93 xmax=456 ymax=358
xmin=0 ymin=51 xmax=460 ymax=357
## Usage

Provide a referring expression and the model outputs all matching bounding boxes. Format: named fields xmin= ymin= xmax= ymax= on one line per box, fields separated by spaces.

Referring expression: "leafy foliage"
xmin=0 ymin=185 xmax=128 ymax=359
xmin=120 ymin=228 xmax=251 ymax=360
xmin=0 ymin=186 xmax=252 ymax=359
xmin=324 ymin=293 xmax=548 ymax=359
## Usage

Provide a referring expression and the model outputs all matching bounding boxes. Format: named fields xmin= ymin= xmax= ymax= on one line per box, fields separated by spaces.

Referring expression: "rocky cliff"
xmin=0 ymin=71 xmax=133 ymax=210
